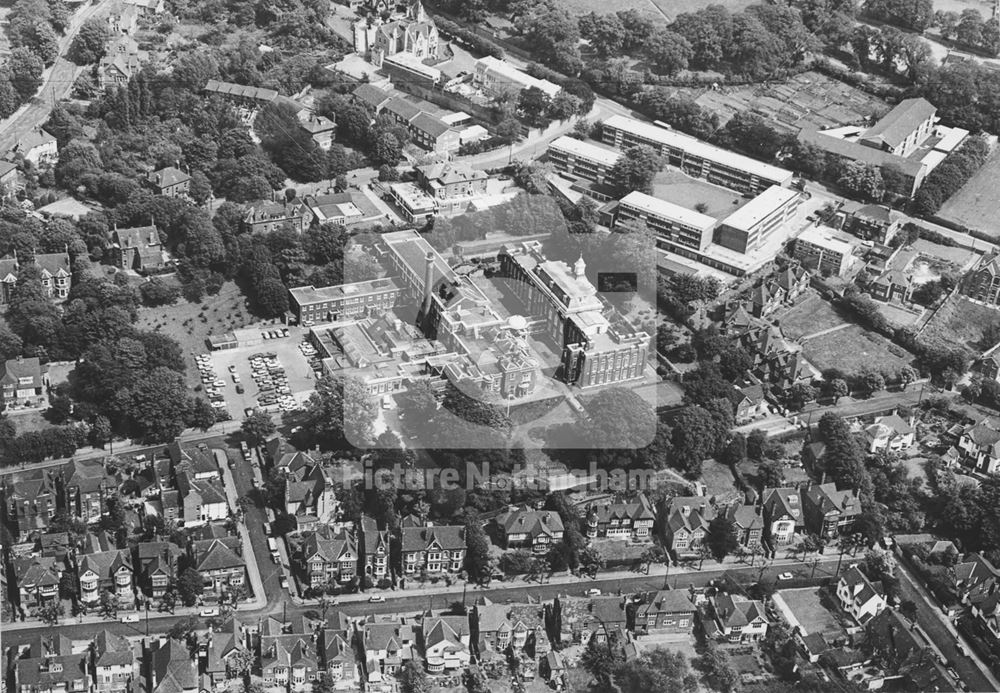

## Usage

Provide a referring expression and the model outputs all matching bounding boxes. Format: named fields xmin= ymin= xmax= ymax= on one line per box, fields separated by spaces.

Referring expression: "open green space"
xmin=938 ymin=149 xmax=1000 ymax=236
xmin=801 ymin=324 xmax=916 ymax=376
xmin=921 ymin=295 xmax=1000 ymax=352
xmin=776 ymin=293 xmax=846 ymax=340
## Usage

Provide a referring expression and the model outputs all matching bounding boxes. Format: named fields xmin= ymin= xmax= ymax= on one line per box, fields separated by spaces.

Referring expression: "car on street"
xmin=120 ymin=613 xmax=140 ymax=623
xmin=778 ymin=572 xmax=794 ymax=581
xmin=200 ymin=608 xmax=219 ymax=617
xmin=585 ymin=588 xmax=602 ymax=596
xmin=279 ymin=576 xmax=288 ymax=589
xmin=368 ymin=595 xmax=386 ymax=603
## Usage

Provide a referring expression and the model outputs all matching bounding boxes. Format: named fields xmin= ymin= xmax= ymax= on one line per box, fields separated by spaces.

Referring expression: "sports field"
xmin=938 ymin=149 xmax=1000 ymax=237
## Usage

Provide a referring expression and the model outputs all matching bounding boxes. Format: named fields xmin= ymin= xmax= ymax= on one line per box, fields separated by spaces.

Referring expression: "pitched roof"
xmin=495 ymin=510 xmax=563 ymax=539
xmin=384 ymin=97 xmax=422 ymax=122
xmin=151 ymin=639 xmax=196 ymax=693
xmin=861 ymin=98 xmax=936 ymax=149
xmin=401 ymin=524 xmax=466 ymax=552
xmin=94 ymin=630 xmax=133 ymax=667
xmin=410 ymin=112 xmax=451 ymax=139
xmin=148 ymin=166 xmax=190 ymax=189
xmin=637 ymin=590 xmax=695 ymax=617
xmin=2 ymin=356 xmax=44 ymax=389
xmin=762 ymin=487 xmax=803 ymax=524
xmin=352 ymin=83 xmax=392 ymax=110
xmin=191 ymin=538 xmax=245 ymax=572
xmin=79 ymin=550 xmax=132 ymax=579
xmin=34 ymin=252 xmax=70 ymax=278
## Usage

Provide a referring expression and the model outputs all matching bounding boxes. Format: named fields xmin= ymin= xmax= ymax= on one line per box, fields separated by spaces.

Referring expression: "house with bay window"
xmin=400 ymin=522 xmax=465 ymax=576
xmin=581 ymin=494 xmax=655 ymax=541
xmin=493 ymin=509 xmax=564 ymax=553
xmin=78 ymin=550 xmax=134 ymax=609
xmin=297 ymin=527 xmax=358 ymax=589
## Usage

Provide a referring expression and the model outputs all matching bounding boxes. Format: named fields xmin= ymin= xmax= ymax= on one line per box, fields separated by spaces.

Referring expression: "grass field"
xmin=938 ymin=149 xmax=1000 ymax=236
xmin=651 ymin=170 xmax=748 ymax=219
xmin=700 ymin=459 xmax=741 ymax=503
xmin=921 ymin=295 xmax=1000 ymax=351
xmin=802 ymin=324 xmax=916 ymax=377
xmin=134 ymin=280 xmax=257 ymax=388
xmin=776 ymin=293 xmax=846 ymax=340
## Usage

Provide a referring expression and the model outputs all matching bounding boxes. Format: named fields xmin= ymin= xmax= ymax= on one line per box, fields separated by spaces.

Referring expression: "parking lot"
xmin=200 ymin=327 xmax=320 ymax=421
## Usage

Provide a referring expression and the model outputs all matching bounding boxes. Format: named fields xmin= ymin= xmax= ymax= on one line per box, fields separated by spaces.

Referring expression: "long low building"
xmin=289 ymin=278 xmax=403 ymax=324
xmin=715 ymin=186 xmax=802 ymax=254
xmin=473 ymin=56 xmax=561 ymax=99
xmin=601 ymin=115 xmax=794 ymax=195
xmin=547 ymin=136 xmax=621 ymax=184
xmin=798 ymin=128 xmax=928 ymax=197
xmin=616 ymin=191 xmax=717 ymax=252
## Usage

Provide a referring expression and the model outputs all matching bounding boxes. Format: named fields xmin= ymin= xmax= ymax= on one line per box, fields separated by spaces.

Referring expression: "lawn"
xmin=921 ymin=295 xmax=1000 ymax=352
xmin=777 ymin=587 xmax=846 ymax=639
xmin=938 ymin=148 xmax=1000 ymax=237
xmin=134 ymin=280 xmax=257 ymax=388
xmin=801 ymin=324 xmax=916 ymax=378
xmin=775 ymin=293 xmax=846 ymax=340
xmin=700 ymin=459 xmax=741 ymax=503
xmin=651 ymin=170 xmax=748 ymax=219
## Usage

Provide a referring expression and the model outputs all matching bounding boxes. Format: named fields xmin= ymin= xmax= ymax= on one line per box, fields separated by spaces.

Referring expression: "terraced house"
xmin=401 ymin=521 xmax=466 ymax=575
xmin=77 ymin=550 xmax=134 ymax=609
xmin=581 ymin=494 xmax=655 ymax=541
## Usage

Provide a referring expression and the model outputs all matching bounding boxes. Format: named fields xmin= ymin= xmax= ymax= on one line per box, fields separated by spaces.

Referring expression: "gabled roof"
xmin=151 ymin=639 xmax=197 ymax=693
xmin=762 ymin=487 xmax=803 ymax=524
xmin=34 ymin=252 xmax=70 ymax=278
xmin=79 ymin=550 xmax=132 ymax=579
xmin=410 ymin=112 xmax=451 ymax=139
xmin=804 ymin=482 xmax=860 ymax=518
xmin=13 ymin=555 xmax=61 ymax=587
xmin=191 ymin=538 xmax=245 ymax=572
xmin=302 ymin=529 xmax=356 ymax=564
xmin=384 ymin=97 xmax=422 ymax=122
xmin=2 ymin=357 xmax=44 ymax=388
xmin=840 ymin=566 xmax=884 ymax=605
xmin=584 ymin=494 xmax=655 ymax=525
xmin=401 ymin=523 xmax=466 ymax=551
xmin=636 ymin=590 xmax=695 ymax=617
xmin=964 ymin=420 xmax=1000 ymax=450
xmin=861 ymin=98 xmax=936 ymax=149
xmin=666 ymin=497 xmax=714 ymax=536
xmin=93 ymin=630 xmax=133 ymax=667
xmin=352 ymin=84 xmax=392 ymax=110
xmin=148 ymin=166 xmax=190 ymax=189
xmin=714 ymin=593 xmax=767 ymax=629
xmin=495 ymin=510 xmax=563 ymax=539
xmin=724 ymin=503 xmax=763 ymax=532
xmin=423 ymin=616 xmax=469 ymax=651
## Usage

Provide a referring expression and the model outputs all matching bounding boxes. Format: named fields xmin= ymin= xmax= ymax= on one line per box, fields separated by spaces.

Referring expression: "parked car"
xmin=778 ymin=572 xmax=794 ymax=581
xmin=368 ymin=595 xmax=386 ymax=603
xmin=120 ymin=613 xmax=140 ymax=623
xmin=200 ymin=608 xmax=219 ymax=617
xmin=236 ymin=384 xmax=245 ymax=394
xmin=585 ymin=588 xmax=602 ymax=596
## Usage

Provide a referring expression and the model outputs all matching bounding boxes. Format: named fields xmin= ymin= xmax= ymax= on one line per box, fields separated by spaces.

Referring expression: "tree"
xmin=957 ymin=8 xmax=985 ymax=47
xmin=139 ymin=278 xmax=180 ymax=307
xmin=89 ymin=415 xmax=112 ymax=448
xmin=862 ymin=371 xmax=885 ymax=395
xmin=640 ymin=544 xmax=668 ymax=574
xmin=899 ymin=598 xmax=918 ymax=622
xmin=68 ymin=18 xmax=109 ymax=64
xmin=8 ymin=48 xmax=44 ymax=102
xmin=399 ymin=660 xmax=430 ymax=693
xmin=700 ymin=642 xmax=741 ymax=693
xmin=302 ymin=374 xmax=378 ymax=449
xmin=706 ymin=515 xmax=739 ymax=561
xmin=464 ymin=519 xmax=495 ymax=584
xmin=38 ymin=601 xmax=64 ymax=626
xmin=607 ymin=145 xmax=662 ymax=198
xmin=579 ymin=387 xmax=657 ymax=456
xmin=517 ymin=86 xmax=550 ymax=125
xmin=615 ymin=647 xmax=698 ymax=691
xmin=646 ymin=29 xmax=693 ymax=75
xmin=757 ymin=459 xmax=785 ymax=489
xmin=177 ymin=567 xmax=204 ymax=606
xmin=99 ymin=590 xmax=119 ymax=619
xmin=581 ymin=12 xmax=626 ymax=57
xmin=547 ymin=91 xmax=581 ymax=121
xmin=898 ymin=365 xmax=917 ymax=390
xmin=837 ymin=160 xmax=883 ymax=201
xmin=827 ymin=378 xmax=849 ymax=403
xmin=242 ymin=411 xmax=276 ymax=447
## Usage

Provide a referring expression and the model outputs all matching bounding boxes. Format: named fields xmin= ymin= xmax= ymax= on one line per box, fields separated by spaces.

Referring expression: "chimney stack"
xmin=421 ymin=251 xmax=435 ymax=318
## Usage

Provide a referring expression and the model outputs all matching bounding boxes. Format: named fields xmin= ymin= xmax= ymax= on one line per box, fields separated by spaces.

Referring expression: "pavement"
xmin=0 ymin=0 xmax=115 ymax=152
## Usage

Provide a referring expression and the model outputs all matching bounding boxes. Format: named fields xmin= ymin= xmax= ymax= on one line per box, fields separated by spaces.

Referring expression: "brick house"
xmin=189 ymin=537 xmax=246 ymax=595
xmin=90 ymin=631 xmax=134 ymax=693
xmin=4 ymin=472 xmax=58 ymax=541
xmin=110 ymin=225 xmax=164 ymax=271
xmin=147 ymin=167 xmax=190 ymax=197
xmin=493 ymin=509 xmax=564 ymax=553
xmin=136 ymin=541 xmax=183 ymax=599
xmin=762 ymin=487 xmax=804 ymax=545
xmin=663 ymin=497 xmax=714 ymax=556
xmin=1 ymin=357 xmax=48 ymax=408
xmin=77 ymin=550 xmax=134 ymax=609
xmin=359 ymin=515 xmax=390 ymax=582
xmin=61 ymin=458 xmax=114 ymax=523
xmin=635 ymin=590 xmax=696 ymax=634
xmin=400 ymin=522 xmax=466 ymax=576
xmin=243 ymin=201 xmax=313 ymax=234
xmin=36 ymin=252 xmax=72 ymax=300
xmin=836 ymin=566 xmax=887 ymax=624
xmin=708 ymin=593 xmax=769 ymax=642
xmin=958 ymin=419 xmax=1000 ymax=474
xmin=297 ymin=527 xmax=358 ymax=589
xmin=802 ymin=483 xmax=861 ymax=539
xmin=581 ymin=494 xmax=655 ymax=541
xmin=15 ymin=635 xmax=91 ymax=693
xmin=723 ymin=504 xmax=764 ymax=548
xmin=359 ymin=619 xmax=416 ymax=682
xmin=12 ymin=555 xmax=62 ymax=611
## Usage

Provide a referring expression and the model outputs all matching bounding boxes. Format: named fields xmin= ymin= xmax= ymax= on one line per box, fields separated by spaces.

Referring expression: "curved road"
xmin=0 ymin=0 xmax=114 ymax=152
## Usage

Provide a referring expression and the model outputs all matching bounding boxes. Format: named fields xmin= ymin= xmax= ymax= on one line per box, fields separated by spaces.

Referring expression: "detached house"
xmin=863 ymin=414 xmax=915 ymax=453
xmin=78 ymin=550 xmax=134 ymax=609
xmin=15 ymin=636 xmax=91 ymax=693
xmin=635 ymin=590 xmax=696 ymax=634
xmin=243 ymin=201 xmax=313 ymax=234
xmin=709 ymin=593 xmax=769 ymax=642
xmin=189 ymin=537 xmax=246 ymax=595
xmin=4 ymin=471 xmax=58 ymax=540
xmin=472 ymin=601 xmax=531 ymax=654
xmin=136 ymin=541 xmax=183 ymax=599
xmin=319 ymin=628 xmax=357 ymax=687
xmin=400 ymin=522 xmax=466 ymax=576
xmin=762 ymin=487 xmax=804 ymax=545
xmin=36 ymin=252 xmax=72 ymax=300
xmin=91 ymin=631 xmax=134 ymax=693
xmin=2 ymin=357 xmax=48 ymax=408
xmin=730 ymin=379 xmax=767 ymax=425
xmin=148 ymin=639 xmax=197 ymax=693
xmin=663 ymin=497 xmax=715 ymax=556
xmin=13 ymin=555 xmax=62 ymax=611
xmin=176 ymin=471 xmax=228 ymax=526
xmin=284 ymin=462 xmax=338 ymax=522
xmin=147 ymin=167 xmax=190 ymax=198
xmin=803 ymin=483 xmax=861 ymax=539
xmin=837 ymin=566 xmax=887 ymax=624
xmin=297 ymin=527 xmax=358 ymax=589
xmin=958 ymin=419 xmax=1000 ymax=474
xmin=359 ymin=619 xmax=416 ymax=683
xmin=421 ymin=616 xmax=471 ymax=672
xmin=494 ymin=509 xmax=563 ymax=552
xmin=202 ymin=619 xmax=250 ymax=690
xmin=111 ymin=225 xmax=164 ymax=271
xmin=581 ymin=494 xmax=655 ymax=541
xmin=61 ymin=458 xmax=113 ymax=523
xmin=723 ymin=504 xmax=763 ymax=548
xmin=13 ymin=129 xmax=58 ymax=167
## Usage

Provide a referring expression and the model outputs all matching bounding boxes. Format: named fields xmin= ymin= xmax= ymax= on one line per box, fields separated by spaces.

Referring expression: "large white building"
xmin=616 ymin=191 xmax=717 ymax=252
xmin=473 ymin=56 xmax=561 ymax=100
xmin=715 ymin=186 xmax=801 ymax=253
xmin=793 ymin=225 xmax=860 ymax=278
xmin=546 ymin=136 xmax=621 ymax=184
xmin=601 ymin=115 xmax=794 ymax=195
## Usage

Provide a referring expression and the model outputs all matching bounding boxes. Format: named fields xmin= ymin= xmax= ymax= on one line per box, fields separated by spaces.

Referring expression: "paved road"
xmin=798 ymin=383 xmax=944 ymax=422
xmin=0 ymin=0 xmax=114 ymax=152
xmin=896 ymin=563 xmax=997 ymax=693
xmin=1 ymin=555 xmax=846 ymax=647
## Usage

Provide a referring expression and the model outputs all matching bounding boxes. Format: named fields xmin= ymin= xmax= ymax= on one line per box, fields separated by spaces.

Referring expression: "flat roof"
xmin=475 ymin=56 xmax=561 ymax=98
xmin=548 ymin=136 xmax=621 ymax=167
xmin=796 ymin=225 xmax=857 ymax=255
xmin=720 ymin=186 xmax=800 ymax=232
xmin=934 ymin=127 xmax=969 ymax=153
xmin=289 ymin=277 xmax=401 ymax=307
xmin=619 ymin=191 xmax=717 ymax=231
xmin=920 ymin=150 xmax=948 ymax=169
xmin=602 ymin=115 xmax=794 ymax=183
xmin=383 ymin=52 xmax=441 ymax=80
xmin=388 ymin=182 xmax=436 ymax=211
xmin=382 ymin=228 xmax=457 ymax=290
